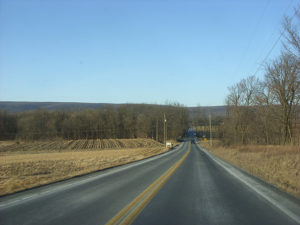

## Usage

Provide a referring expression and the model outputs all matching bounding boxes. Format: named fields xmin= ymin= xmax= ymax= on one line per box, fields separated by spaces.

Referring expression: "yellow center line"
xmin=105 ymin=142 xmax=191 ymax=225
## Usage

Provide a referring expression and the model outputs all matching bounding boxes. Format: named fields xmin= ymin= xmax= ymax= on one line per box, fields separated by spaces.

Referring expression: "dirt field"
xmin=200 ymin=141 xmax=300 ymax=198
xmin=0 ymin=138 xmax=162 ymax=153
xmin=0 ymin=139 xmax=168 ymax=196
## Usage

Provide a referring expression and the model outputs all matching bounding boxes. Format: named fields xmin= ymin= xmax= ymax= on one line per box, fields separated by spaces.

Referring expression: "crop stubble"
xmin=0 ymin=139 xmax=166 ymax=196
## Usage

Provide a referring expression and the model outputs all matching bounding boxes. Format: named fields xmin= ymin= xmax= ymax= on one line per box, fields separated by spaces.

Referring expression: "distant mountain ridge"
xmin=0 ymin=101 xmax=116 ymax=113
xmin=188 ymin=106 xmax=227 ymax=117
xmin=0 ymin=101 xmax=226 ymax=116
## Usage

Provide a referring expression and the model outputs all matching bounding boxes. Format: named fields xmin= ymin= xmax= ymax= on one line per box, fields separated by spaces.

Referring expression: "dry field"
xmin=0 ymin=139 xmax=167 ymax=196
xmin=0 ymin=138 xmax=162 ymax=154
xmin=200 ymin=141 xmax=300 ymax=198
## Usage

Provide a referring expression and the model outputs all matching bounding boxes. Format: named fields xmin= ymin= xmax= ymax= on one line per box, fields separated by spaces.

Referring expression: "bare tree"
xmin=283 ymin=5 xmax=300 ymax=59
xmin=265 ymin=53 xmax=300 ymax=144
xmin=225 ymin=76 xmax=260 ymax=144
xmin=254 ymin=82 xmax=281 ymax=144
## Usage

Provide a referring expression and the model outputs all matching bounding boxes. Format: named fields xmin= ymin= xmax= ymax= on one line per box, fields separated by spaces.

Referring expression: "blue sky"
xmin=0 ymin=0 xmax=298 ymax=106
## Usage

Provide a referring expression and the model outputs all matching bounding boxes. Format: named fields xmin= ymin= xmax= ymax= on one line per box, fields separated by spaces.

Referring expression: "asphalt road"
xmin=1 ymin=140 xmax=300 ymax=225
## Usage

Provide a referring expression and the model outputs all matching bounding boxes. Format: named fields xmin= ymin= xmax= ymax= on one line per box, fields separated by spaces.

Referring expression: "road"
xmin=0 ymin=140 xmax=300 ymax=225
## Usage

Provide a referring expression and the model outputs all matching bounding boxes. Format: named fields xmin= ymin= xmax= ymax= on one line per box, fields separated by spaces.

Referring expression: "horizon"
xmin=0 ymin=100 xmax=226 ymax=108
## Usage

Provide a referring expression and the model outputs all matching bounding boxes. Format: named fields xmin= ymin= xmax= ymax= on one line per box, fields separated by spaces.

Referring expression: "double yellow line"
xmin=105 ymin=142 xmax=191 ymax=225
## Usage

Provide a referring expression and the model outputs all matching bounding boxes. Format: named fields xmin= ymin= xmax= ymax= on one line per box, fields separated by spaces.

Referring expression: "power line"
xmin=252 ymin=31 xmax=284 ymax=76
xmin=254 ymin=0 xmax=294 ymax=68
xmin=233 ymin=0 xmax=270 ymax=77
xmin=252 ymin=1 xmax=298 ymax=77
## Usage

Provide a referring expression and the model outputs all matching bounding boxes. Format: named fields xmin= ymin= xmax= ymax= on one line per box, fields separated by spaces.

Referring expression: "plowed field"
xmin=0 ymin=139 xmax=167 ymax=196
xmin=0 ymin=138 xmax=163 ymax=153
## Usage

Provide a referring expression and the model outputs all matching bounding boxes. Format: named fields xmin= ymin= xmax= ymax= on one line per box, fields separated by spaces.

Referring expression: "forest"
xmin=0 ymin=103 xmax=189 ymax=142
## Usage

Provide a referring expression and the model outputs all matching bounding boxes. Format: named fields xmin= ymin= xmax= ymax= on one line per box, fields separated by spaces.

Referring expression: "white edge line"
xmin=198 ymin=144 xmax=300 ymax=224
xmin=0 ymin=143 xmax=186 ymax=209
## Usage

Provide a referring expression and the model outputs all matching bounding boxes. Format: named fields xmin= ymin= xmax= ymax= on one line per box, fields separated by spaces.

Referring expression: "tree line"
xmin=221 ymin=7 xmax=300 ymax=145
xmin=0 ymin=104 xmax=189 ymax=142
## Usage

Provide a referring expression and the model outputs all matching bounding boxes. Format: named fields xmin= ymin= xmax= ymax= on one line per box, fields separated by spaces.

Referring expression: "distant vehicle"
xmin=166 ymin=142 xmax=173 ymax=148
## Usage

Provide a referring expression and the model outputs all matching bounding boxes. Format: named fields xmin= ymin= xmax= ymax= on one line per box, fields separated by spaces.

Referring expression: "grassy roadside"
xmin=200 ymin=141 xmax=300 ymax=198
xmin=0 ymin=140 xmax=170 ymax=196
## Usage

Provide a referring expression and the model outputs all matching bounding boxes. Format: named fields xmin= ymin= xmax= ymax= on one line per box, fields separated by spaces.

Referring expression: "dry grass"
xmin=0 ymin=139 xmax=167 ymax=196
xmin=201 ymin=141 xmax=300 ymax=198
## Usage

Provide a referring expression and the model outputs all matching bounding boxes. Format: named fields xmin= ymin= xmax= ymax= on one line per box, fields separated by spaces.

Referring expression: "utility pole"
xmin=166 ymin=118 xmax=167 ymax=143
xmin=156 ymin=119 xmax=158 ymax=142
xmin=209 ymin=113 xmax=212 ymax=146
xmin=163 ymin=113 xmax=167 ymax=145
